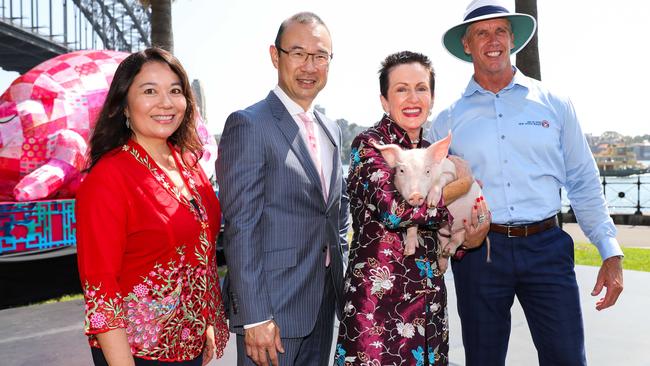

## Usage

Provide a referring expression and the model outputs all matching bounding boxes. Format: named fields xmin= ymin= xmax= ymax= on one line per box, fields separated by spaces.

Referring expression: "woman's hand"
xmin=202 ymin=325 xmax=216 ymax=366
xmin=462 ymin=196 xmax=491 ymax=249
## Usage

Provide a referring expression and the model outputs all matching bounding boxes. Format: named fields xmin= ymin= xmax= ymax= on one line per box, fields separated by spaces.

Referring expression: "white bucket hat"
xmin=442 ymin=0 xmax=537 ymax=62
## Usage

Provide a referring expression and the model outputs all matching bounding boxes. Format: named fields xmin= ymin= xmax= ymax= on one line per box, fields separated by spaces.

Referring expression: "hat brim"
xmin=442 ymin=13 xmax=537 ymax=62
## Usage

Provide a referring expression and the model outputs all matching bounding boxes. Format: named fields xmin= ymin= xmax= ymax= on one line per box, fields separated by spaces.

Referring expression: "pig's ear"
xmin=372 ymin=142 xmax=402 ymax=168
xmin=426 ymin=132 xmax=452 ymax=163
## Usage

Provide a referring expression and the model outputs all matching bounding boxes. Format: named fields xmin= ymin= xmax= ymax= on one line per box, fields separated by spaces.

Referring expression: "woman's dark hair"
xmin=86 ymin=47 xmax=201 ymax=171
xmin=379 ymin=51 xmax=435 ymax=99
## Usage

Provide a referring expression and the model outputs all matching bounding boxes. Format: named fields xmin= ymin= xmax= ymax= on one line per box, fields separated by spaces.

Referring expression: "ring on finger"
xmin=477 ymin=213 xmax=487 ymax=224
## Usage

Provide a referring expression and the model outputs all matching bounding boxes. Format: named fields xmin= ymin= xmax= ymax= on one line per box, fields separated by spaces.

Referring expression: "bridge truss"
xmin=0 ymin=0 xmax=151 ymax=73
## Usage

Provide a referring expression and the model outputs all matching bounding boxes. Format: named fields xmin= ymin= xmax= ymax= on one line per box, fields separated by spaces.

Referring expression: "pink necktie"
xmin=298 ymin=112 xmax=330 ymax=266
xmin=298 ymin=112 xmax=328 ymax=200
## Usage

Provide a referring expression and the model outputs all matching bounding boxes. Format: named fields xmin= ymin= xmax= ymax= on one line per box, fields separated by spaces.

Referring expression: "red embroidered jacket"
xmin=76 ymin=140 xmax=228 ymax=361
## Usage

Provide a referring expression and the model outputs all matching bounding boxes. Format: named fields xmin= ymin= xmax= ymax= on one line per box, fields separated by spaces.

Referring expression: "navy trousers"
xmin=236 ymin=266 xmax=336 ymax=366
xmin=452 ymin=226 xmax=587 ymax=366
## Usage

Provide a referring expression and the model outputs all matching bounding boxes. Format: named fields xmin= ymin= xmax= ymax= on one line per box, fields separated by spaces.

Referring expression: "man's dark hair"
xmin=379 ymin=51 xmax=435 ymax=99
xmin=274 ymin=12 xmax=329 ymax=49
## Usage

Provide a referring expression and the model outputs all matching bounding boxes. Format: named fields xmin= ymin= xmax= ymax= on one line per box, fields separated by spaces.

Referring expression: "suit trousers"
xmin=451 ymin=226 xmax=587 ymax=366
xmin=237 ymin=266 xmax=336 ymax=366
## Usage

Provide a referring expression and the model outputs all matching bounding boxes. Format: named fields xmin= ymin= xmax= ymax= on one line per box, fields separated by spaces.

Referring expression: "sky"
xmin=1 ymin=0 xmax=648 ymax=137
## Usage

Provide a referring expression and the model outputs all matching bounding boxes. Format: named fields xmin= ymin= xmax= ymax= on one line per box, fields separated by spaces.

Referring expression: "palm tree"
xmin=515 ymin=0 xmax=540 ymax=81
xmin=140 ymin=0 xmax=174 ymax=53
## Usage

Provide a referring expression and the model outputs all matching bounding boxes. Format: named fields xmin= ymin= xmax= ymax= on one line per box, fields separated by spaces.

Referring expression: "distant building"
xmin=593 ymin=143 xmax=648 ymax=176
xmin=631 ymin=142 xmax=650 ymax=160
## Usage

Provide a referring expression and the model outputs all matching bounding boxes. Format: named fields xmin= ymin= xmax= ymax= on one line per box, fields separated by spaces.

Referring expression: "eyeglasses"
xmin=277 ymin=47 xmax=333 ymax=66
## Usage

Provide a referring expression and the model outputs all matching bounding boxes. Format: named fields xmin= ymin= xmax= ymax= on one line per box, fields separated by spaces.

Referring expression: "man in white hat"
xmin=427 ymin=0 xmax=624 ymax=365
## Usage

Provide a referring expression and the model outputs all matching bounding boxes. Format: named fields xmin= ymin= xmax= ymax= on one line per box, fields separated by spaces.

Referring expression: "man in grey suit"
xmin=216 ymin=12 xmax=349 ymax=366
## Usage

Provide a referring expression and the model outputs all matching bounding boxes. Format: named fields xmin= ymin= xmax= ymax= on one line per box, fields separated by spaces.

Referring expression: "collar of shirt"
xmin=272 ymin=85 xmax=333 ymax=191
xmin=273 ymin=85 xmax=315 ymax=120
xmin=463 ymin=66 xmax=531 ymax=97
xmin=272 ymin=85 xmax=318 ymax=148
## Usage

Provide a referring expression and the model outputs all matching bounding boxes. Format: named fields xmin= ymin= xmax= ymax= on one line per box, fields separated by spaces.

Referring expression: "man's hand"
xmin=462 ymin=197 xmax=490 ymax=249
xmin=245 ymin=320 xmax=284 ymax=366
xmin=202 ymin=325 xmax=216 ymax=366
xmin=592 ymin=256 xmax=624 ymax=311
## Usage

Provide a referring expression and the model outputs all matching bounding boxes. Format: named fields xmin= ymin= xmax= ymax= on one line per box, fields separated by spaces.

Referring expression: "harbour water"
xmin=343 ymin=165 xmax=650 ymax=215
xmin=562 ymin=161 xmax=650 ymax=215
xmin=561 ymin=172 xmax=650 ymax=215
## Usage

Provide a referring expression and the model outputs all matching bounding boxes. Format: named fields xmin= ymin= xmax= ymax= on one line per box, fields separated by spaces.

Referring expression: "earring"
xmin=125 ymin=117 xmax=131 ymax=129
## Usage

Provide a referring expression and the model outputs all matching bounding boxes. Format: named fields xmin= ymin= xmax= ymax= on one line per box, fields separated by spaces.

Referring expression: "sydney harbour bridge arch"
xmin=1 ymin=0 xmax=151 ymax=73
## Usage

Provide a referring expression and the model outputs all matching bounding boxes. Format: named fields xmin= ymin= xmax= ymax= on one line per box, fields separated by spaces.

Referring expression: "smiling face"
xmin=380 ymin=62 xmax=433 ymax=138
xmin=270 ymin=21 xmax=332 ymax=111
xmin=462 ymin=18 xmax=515 ymax=77
xmin=124 ymin=61 xmax=187 ymax=147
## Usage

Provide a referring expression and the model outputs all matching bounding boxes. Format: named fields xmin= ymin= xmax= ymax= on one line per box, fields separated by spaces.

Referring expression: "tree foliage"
xmin=141 ymin=0 xmax=174 ymax=53
xmin=515 ymin=0 xmax=541 ymax=81
xmin=337 ymin=118 xmax=367 ymax=166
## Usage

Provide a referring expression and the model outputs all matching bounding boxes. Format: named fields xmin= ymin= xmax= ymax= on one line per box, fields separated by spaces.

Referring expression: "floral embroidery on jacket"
xmin=79 ymin=140 xmax=229 ymax=361
xmin=336 ymin=115 xmax=449 ymax=365
xmin=84 ymin=235 xmax=220 ymax=359
xmin=83 ymin=286 xmax=126 ymax=331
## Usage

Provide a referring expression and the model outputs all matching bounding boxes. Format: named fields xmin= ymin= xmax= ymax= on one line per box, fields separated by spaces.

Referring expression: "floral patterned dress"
xmin=76 ymin=140 xmax=229 ymax=362
xmin=335 ymin=116 xmax=450 ymax=366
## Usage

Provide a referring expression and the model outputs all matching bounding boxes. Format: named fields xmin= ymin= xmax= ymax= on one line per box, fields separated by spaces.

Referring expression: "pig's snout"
xmin=408 ymin=192 xmax=424 ymax=207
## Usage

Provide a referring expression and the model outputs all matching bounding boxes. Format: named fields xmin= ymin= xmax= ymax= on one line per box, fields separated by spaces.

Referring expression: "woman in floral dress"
xmin=335 ymin=51 xmax=488 ymax=366
xmin=76 ymin=48 xmax=228 ymax=365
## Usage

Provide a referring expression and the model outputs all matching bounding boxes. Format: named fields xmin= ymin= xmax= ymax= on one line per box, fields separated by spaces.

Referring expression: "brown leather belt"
xmin=490 ymin=216 xmax=558 ymax=237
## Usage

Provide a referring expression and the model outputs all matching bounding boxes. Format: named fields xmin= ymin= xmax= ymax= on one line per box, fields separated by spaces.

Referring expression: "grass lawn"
xmin=39 ymin=293 xmax=83 ymax=305
xmin=575 ymin=243 xmax=650 ymax=272
xmin=36 ymin=244 xmax=648 ymax=306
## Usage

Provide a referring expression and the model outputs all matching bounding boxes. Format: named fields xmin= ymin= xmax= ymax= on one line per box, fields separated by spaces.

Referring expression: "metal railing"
xmin=562 ymin=175 xmax=650 ymax=215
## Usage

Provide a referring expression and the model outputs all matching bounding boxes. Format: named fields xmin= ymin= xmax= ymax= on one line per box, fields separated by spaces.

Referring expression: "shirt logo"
xmin=519 ymin=120 xmax=550 ymax=128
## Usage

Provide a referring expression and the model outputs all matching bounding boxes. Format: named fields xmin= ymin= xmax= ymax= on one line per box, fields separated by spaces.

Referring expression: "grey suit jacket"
xmin=215 ymin=91 xmax=350 ymax=337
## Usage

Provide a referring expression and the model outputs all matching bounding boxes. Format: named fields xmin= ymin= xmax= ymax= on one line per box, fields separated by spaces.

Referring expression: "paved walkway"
xmin=563 ymin=222 xmax=650 ymax=248
xmin=1 ymin=264 xmax=648 ymax=366
xmin=1 ymin=224 xmax=648 ymax=365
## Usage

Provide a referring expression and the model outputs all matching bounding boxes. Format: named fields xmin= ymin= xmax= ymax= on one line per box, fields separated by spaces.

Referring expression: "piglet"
xmin=373 ymin=132 xmax=488 ymax=273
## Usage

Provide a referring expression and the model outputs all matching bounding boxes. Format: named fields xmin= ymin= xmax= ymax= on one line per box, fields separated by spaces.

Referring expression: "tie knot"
xmin=298 ymin=112 xmax=313 ymax=125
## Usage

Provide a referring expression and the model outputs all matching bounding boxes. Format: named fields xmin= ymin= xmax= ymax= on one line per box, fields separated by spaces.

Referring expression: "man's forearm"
xmin=442 ymin=176 xmax=472 ymax=204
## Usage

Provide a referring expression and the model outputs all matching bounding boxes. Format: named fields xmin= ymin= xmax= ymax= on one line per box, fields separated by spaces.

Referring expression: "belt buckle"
xmin=506 ymin=225 xmax=528 ymax=237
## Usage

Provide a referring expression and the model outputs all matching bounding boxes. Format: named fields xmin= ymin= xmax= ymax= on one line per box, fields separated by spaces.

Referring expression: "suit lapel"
xmin=267 ymin=92 xmax=325 ymax=201
xmin=314 ymin=111 xmax=341 ymax=209
xmin=313 ymin=111 xmax=336 ymax=147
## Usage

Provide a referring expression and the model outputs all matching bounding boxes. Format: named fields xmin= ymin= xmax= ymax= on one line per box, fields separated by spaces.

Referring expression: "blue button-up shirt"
xmin=427 ymin=68 xmax=622 ymax=259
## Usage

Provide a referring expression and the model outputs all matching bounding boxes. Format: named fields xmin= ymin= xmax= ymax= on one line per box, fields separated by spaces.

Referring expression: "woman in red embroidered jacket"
xmin=76 ymin=48 xmax=228 ymax=366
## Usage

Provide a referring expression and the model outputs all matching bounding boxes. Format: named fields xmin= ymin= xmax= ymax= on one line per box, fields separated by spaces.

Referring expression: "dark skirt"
xmin=91 ymin=347 xmax=203 ymax=366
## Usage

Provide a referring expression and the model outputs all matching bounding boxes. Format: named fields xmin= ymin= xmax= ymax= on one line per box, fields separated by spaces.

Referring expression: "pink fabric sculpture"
xmin=0 ymin=50 xmax=217 ymax=202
